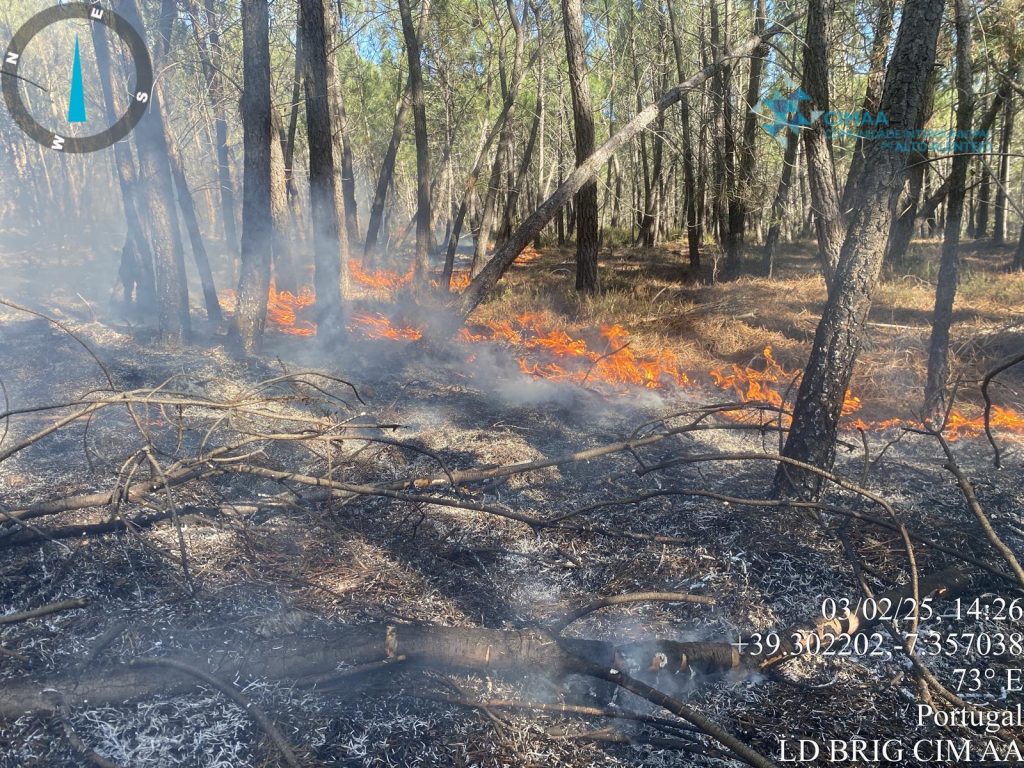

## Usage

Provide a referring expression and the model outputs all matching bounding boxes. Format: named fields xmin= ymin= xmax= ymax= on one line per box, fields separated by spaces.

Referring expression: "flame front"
xmin=219 ymin=282 xmax=317 ymax=336
xmin=224 ymin=281 xmax=1023 ymax=443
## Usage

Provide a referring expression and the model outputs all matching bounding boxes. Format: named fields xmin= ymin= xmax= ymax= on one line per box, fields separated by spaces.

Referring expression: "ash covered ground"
xmin=1 ymin=233 xmax=1023 ymax=767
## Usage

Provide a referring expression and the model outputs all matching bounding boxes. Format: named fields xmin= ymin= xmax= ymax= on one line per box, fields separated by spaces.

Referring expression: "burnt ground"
xmin=1 ymin=230 xmax=1023 ymax=767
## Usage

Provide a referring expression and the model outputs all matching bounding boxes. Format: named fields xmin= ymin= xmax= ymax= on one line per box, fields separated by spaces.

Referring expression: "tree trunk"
xmin=299 ymin=0 xmax=346 ymax=323
xmin=841 ymin=0 xmax=895 ymax=210
xmin=500 ymin=99 xmax=541 ymax=246
xmin=975 ymin=166 xmax=990 ymax=240
xmin=773 ymin=0 xmax=946 ymax=500
xmin=729 ymin=0 xmax=768 ymax=272
xmin=163 ymin=115 xmax=223 ymax=323
xmin=184 ymin=0 xmax=238 ymax=255
xmin=561 ymin=0 xmax=599 ymax=292
xmin=473 ymin=2 xmax=528 ymax=274
xmin=710 ymin=0 xmax=740 ymax=274
xmin=459 ymin=12 xmax=803 ymax=316
xmin=762 ymin=131 xmax=799 ymax=277
xmin=799 ymin=0 xmax=843 ymax=287
xmin=396 ymin=0 xmax=433 ymax=280
xmin=234 ymin=0 xmax=273 ymax=352
xmin=882 ymin=71 xmax=938 ymax=268
xmin=122 ymin=0 xmax=190 ymax=342
xmin=364 ymin=80 xmax=411 ymax=258
xmin=321 ymin=0 xmax=353 ymax=295
xmin=923 ymin=0 xmax=973 ymax=419
xmin=270 ymin=104 xmax=299 ymax=293
xmin=666 ymin=0 xmax=700 ymax=269
xmin=992 ymin=93 xmax=1013 ymax=245
xmin=89 ymin=12 xmax=154 ymax=311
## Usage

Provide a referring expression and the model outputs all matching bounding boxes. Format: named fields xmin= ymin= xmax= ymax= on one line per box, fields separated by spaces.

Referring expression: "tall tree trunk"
xmin=163 ymin=119 xmax=223 ymax=323
xmin=637 ymin=69 xmax=666 ymax=249
xmin=299 ymin=0 xmax=346 ymax=322
xmin=841 ymin=0 xmax=895 ymax=209
xmin=729 ymin=0 xmax=768 ymax=272
xmin=185 ymin=0 xmax=238 ymax=254
xmin=396 ymin=0 xmax=433 ymax=280
xmin=762 ymin=131 xmax=799 ymax=277
xmin=882 ymin=71 xmax=938 ymax=268
xmin=666 ymin=0 xmax=700 ymax=269
xmin=992 ymin=93 xmax=1014 ymax=245
xmin=924 ymin=0 xmax=973 ymax=419
xmin=89 ymin=12 xmax=154 ymax=311
xmin=122 ymin=0 xmax=190 ymax=342
xmin=321 ymin=0 xmax=353 ymax=295
xmin=284 ymin=20 xmax=304 ymax=216
xmin=710 ymin=0 xmax=739 ymax=274
xmin=153 ymin=1 xmax=222 ymax=324
xmin=270 ymin=105 xmax=299 ymax=293
xmin=364 ymin=80 xmax=411 ymax=258
xmin=473 ymin=1 xmax=527 ymax=275
xmin=443 ymin=47 xmax=538 ymax=285
xmin=774 ymin=0 xmax=946 ymax=499
xmin=975 ymin=166 xmax=991 ymax=240
xmin=799 ymin=0 xmax=843 ymax=287
xmin=561 ymin=0 xmax=599 ymax=293
xmin=235 ymin=0 xmax=273 ymax=352
xmin=499 ymin=80 xmax=542 ymax=244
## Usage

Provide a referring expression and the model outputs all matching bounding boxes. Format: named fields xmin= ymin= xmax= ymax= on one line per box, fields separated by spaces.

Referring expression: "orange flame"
xmin=349 ymin=312 xmax=423 ymax=341
xmin=218 ymin=282 xmax=317 ymax=336
xmin=226 ymin=281 xmax=1024 ymax=444
xmin=463 ymin=315 xmax=689 ymax=390
xmin=710 ymin=346 xmax=861 ymax=418
xmin=351 ymin=260 xmax=415 ymax=294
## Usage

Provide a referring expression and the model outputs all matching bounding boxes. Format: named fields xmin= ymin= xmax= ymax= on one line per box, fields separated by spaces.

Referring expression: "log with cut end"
xmin=0 ymin=623 xmax=745 ymax=718
xmin=0 ymin=566 xmax=972 ymax=719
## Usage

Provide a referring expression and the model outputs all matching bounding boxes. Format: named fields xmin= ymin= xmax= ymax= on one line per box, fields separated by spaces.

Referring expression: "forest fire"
xmin=349 ymin=312 xmax=424 ymax=341
xmin=229 ymin=287 xmax=1022 ymax=443
xmin=218 ymin=282 xmax=317 ymax=336
xmin=351 ymin=259 xmax=415 ymax=294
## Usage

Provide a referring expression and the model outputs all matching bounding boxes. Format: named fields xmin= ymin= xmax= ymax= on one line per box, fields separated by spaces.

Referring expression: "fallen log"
xmin=0 ymin=623 xmax=737 ymax=719
xmin=0 ymin=565 xmax=974 ymax=721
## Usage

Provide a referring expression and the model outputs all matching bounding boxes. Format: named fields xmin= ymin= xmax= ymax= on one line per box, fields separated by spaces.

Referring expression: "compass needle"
xmin=67 ymin=36 xmax=87 ymax=123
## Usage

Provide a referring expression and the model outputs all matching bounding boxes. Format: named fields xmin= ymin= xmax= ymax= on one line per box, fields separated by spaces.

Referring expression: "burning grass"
xmin=222 ymin=240 xmax=1024 ymax=443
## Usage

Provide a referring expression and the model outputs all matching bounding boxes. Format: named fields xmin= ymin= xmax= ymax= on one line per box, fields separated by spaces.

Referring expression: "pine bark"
xmin=234 ymin=0 xmax=273 ymax=352
xmin=561 ymin=0 xmax=599 ymax=292
xmin=397 ymin=0 xmax=433 ymax=280
xmin=923 ymin=0 xmax=973 ymax=419
xmin=774 ymin=0 xmax=947 ymax=499
xmin=299 ymin=0 xmax=346 ymax=322
xmin=799 ymin=0 xmax=843 ymax=287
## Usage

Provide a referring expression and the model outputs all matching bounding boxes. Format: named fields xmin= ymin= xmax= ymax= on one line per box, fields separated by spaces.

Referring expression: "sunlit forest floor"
xmin=0 ymin=229 xmax=1022 ymax=766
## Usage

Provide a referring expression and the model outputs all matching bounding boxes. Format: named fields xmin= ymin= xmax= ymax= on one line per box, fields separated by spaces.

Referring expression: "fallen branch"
xmin=930 ymin=429 xmax=1024 ymax=588
xmin=0 ymin=598 xmax=88 ymax=626
xmin=981 ymin=351 xmax=1024 ymax=468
